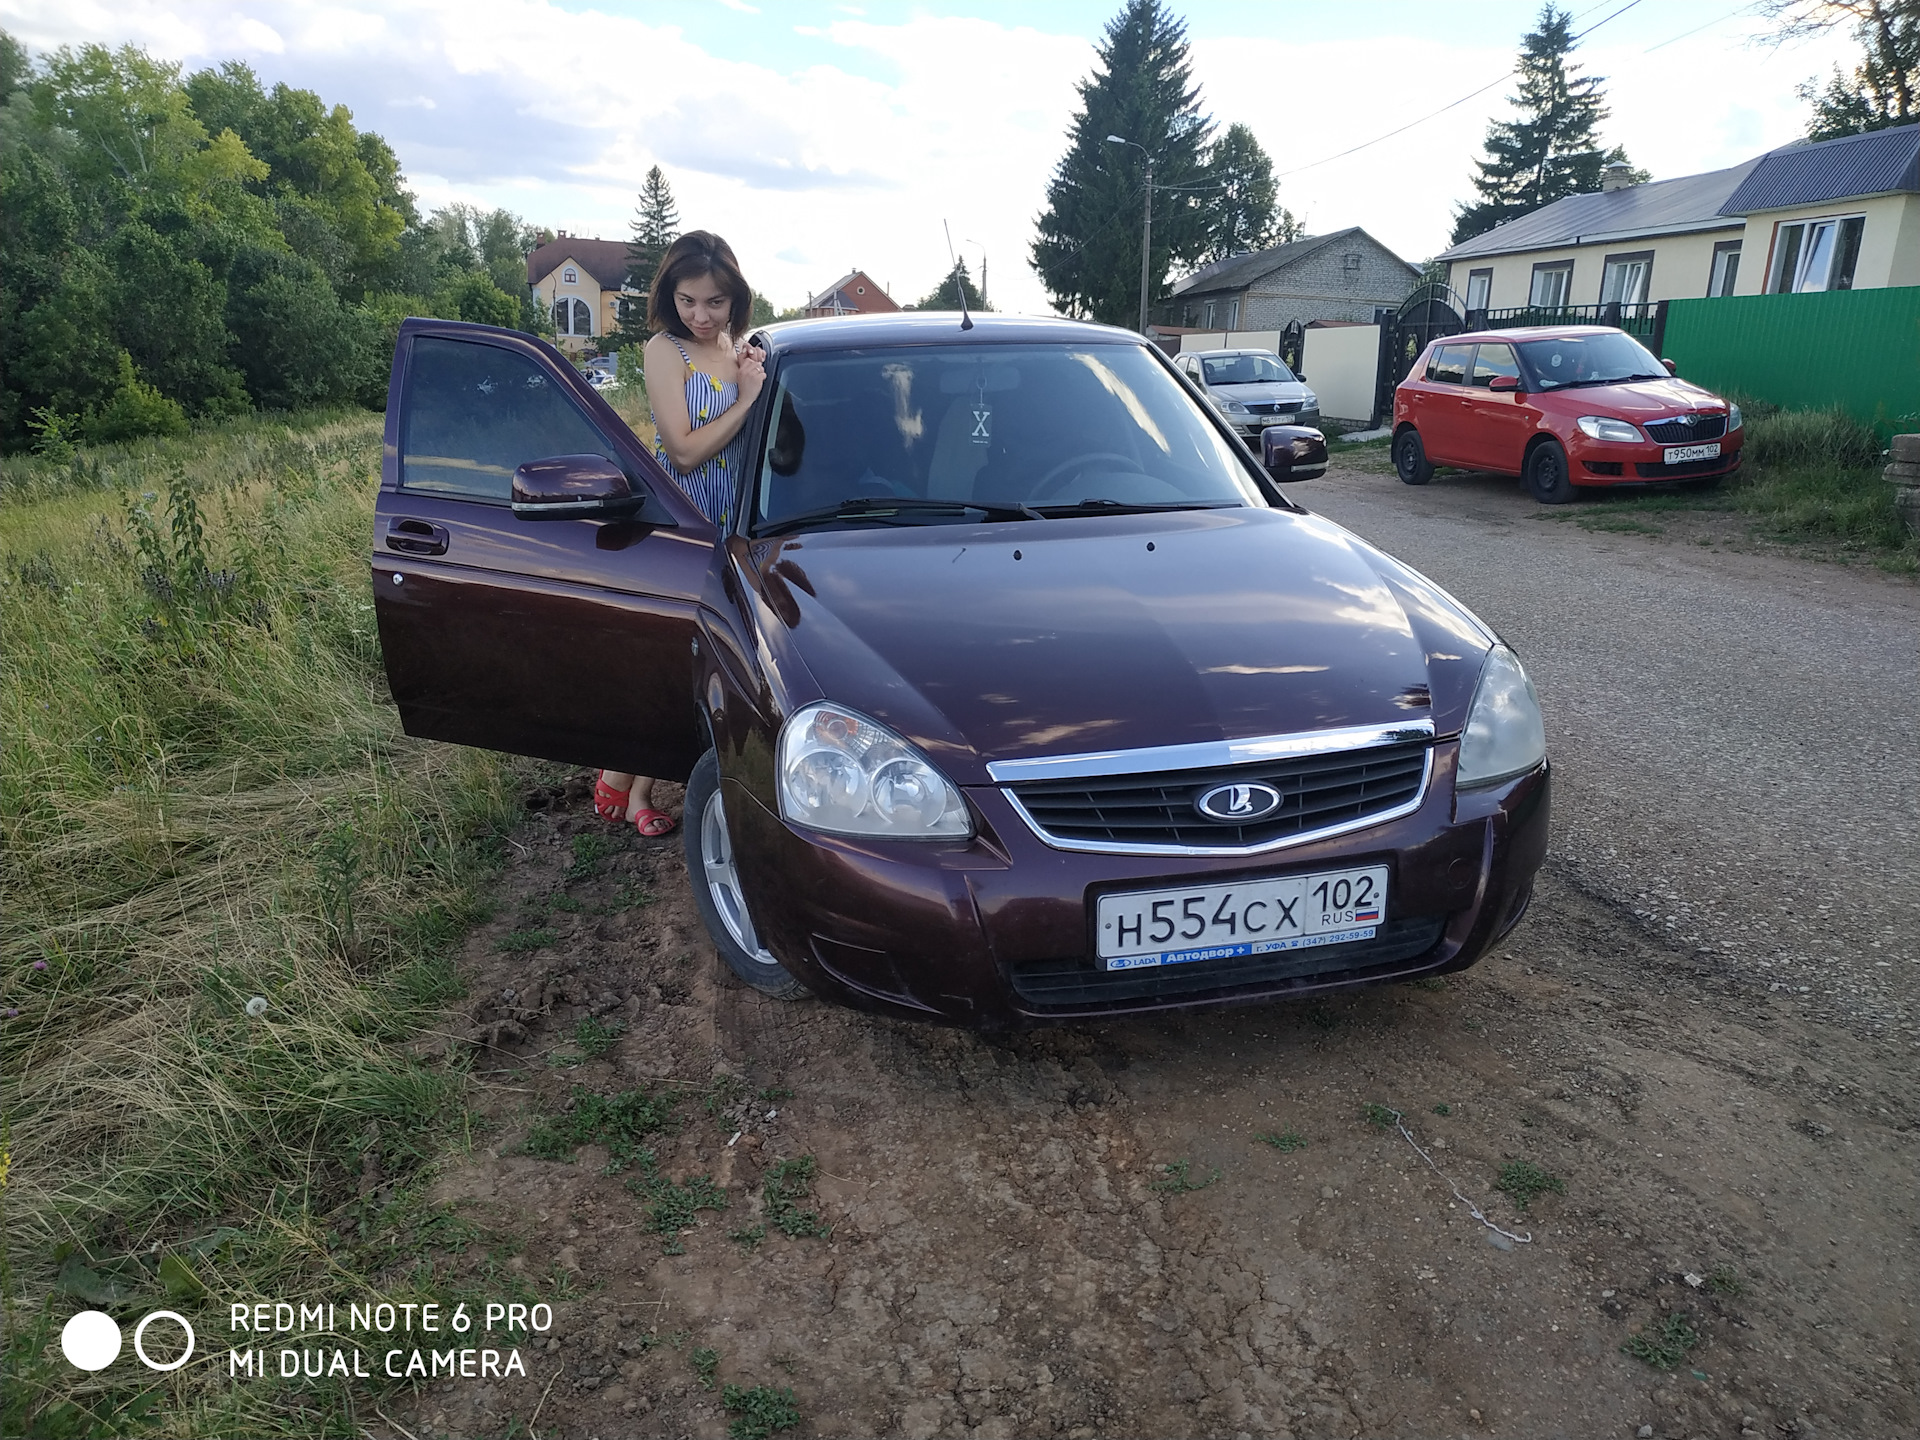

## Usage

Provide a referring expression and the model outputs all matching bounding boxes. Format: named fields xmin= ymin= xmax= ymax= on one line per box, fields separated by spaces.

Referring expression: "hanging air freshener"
xmin=971 ymin=379 xmax=991 ymax=446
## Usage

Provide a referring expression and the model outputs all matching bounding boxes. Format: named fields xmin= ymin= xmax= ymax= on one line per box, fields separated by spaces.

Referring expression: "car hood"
xmin=1213 ymin=381 xmax=1315 ymax=406
xmin=742 ymin=507 xmax=1495 ymax=784
xmin=1533 ymin=375 xmax=1725 ymax=417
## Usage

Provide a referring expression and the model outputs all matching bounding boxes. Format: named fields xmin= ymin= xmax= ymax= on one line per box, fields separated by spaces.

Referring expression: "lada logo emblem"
xmin=1195 ymin=782 xmax=1283 ymax=823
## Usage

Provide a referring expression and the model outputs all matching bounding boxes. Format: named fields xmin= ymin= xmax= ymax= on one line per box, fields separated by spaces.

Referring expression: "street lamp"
xmin=1106 ymin=134 xmax=1153 ymax=334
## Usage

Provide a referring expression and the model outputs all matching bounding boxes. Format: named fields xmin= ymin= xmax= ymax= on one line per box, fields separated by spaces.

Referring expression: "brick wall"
xmin=1240 ymin=238 xmax=1416 ymax=329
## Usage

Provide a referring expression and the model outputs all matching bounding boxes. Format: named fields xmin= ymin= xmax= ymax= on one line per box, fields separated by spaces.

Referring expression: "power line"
xmin=1273 ymin=0 xmax=1646 ymax=180
xmin=1642 ymin=1 xmax=1759 ymax=53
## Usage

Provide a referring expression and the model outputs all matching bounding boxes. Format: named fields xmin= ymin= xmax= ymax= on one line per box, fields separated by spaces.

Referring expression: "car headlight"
xmin=1218 ymin=397 xmax=1249 ymax=414
xmin=1457 ymin=645 xmax=1546 ymax=788
xmin=777 ymin=703 xmax=972 ymax=839
xmin=1576 ymin=415 xmax=1642 ymax=442
xmin=1301 ymin=392 xmax=1318 ymax=409
xmin=1727 ymin=403 xmax=1742 ymax=432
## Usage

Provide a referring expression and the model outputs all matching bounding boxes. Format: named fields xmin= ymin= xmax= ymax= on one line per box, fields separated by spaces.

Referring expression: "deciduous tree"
xmin=1766 ymin=0 xmax=1920 ymax=139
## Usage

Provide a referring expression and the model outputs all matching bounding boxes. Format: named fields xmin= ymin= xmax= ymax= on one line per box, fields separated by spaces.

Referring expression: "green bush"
xmin=85 ymin=353 xmax=190 ymax=444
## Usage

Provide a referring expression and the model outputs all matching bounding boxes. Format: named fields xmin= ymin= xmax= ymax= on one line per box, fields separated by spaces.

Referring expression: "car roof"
xmin=1431 ymin=325 xmax=1632 ymax=346
xmin=750 ymin=311 xmax=1148 ymax=356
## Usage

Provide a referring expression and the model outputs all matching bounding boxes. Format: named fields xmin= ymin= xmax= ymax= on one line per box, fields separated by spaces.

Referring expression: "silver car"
xmin=1178 ymin=349 xmax=1320 ymax=442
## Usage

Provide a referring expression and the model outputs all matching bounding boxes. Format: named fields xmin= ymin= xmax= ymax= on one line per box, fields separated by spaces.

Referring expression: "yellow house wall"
xmin=1732 ymin=192 xmax=1918 ymax=294
xmin=531 ymin=255 xmax=608 ymax=349
xmin=1449 ymin=226 xmax=1744 ymax=310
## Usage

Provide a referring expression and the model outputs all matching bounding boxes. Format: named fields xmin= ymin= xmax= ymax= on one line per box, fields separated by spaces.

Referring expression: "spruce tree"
xmin=1031 ymin=0 xmax=1214 ymax=325
xmin=1202 ymin=122 xmax=1300 ymax=262
xmin=1450 ymin=5 xmax=1635 ymax=245
xmin=618 ymin=165 xmax=678 ymax=343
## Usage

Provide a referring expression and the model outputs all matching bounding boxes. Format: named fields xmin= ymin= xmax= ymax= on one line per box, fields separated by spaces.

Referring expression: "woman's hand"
xmin=735 ymin=341 xmax=767 ymax=404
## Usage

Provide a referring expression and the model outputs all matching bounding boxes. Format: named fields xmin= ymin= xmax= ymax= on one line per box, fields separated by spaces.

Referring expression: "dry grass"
xmin=1 ymin=413 xmax=526 ymax=1435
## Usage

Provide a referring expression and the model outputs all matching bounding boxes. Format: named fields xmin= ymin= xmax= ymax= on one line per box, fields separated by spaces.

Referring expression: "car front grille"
xmin=1244 ymin=401 xmax=1286 ymax=415
xmin=1005 ymin=739 xmax=1430 ymax=853
xmin=1636 ymin=456 xmax=1736 ymax=478
xmin=1009 ymin=915 xmax=1446 ymax=1011
xmin=1645 ymin=414 xmax=1727 ymax=443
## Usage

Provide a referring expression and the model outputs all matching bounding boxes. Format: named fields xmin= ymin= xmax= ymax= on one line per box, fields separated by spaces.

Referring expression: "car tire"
xmin=1525 ymin=439 xmax=1577 ymax=505
xmin=1393 ymin=428 xmax=1433 ymax=486
xmin=683 ymin=749 xmax=808 ymax=1000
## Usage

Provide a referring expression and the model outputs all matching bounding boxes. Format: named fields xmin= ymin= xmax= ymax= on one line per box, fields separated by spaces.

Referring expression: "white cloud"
xmin=0 ymin=0 xmax=1868 ymax=312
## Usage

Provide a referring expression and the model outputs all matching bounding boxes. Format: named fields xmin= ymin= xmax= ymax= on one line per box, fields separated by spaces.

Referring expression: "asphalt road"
xmin=1295 ymin=457 xmax=1920 ymax=1041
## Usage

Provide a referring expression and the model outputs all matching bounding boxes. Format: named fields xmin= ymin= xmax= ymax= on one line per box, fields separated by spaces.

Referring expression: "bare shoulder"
xmin=643 ymin=332 xmax=683 ymax=362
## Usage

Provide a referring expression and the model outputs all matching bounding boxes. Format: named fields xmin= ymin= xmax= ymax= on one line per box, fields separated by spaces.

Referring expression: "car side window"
xmin=401 ymin=336 xmax=625 ymax=501
xmin=1426 ymin=344 xmax=1471 ymax=386
xmin=1468 ymin=343 xmax=1519 ymax=388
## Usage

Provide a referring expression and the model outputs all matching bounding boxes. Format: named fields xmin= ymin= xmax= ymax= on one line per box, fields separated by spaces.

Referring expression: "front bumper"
xmin=1572 ymin=430 xmax=1744 ymax=485
xmin=727 ymin=742 xmax=1549 ymax=1027
xmin=1228 ymin=408 xmax=1320 ymax=440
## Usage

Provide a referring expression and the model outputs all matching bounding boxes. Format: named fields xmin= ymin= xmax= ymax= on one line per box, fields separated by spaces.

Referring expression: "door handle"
xmin=385 ymin=517 xmax=449 ymax=556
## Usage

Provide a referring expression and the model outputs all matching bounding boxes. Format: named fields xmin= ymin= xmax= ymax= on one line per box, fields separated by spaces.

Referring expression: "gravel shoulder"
xmin=384 ymin=458 xmax=1919 ymax=1440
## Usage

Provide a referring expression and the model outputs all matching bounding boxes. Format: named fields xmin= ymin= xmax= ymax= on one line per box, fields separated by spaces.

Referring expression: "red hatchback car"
xmin=1392 ymin=326 xmax=1743 ymax=504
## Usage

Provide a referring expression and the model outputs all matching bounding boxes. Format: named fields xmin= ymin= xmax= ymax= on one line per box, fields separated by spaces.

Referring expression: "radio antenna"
xmin=943 ymin=219 xmax=973 ymax=331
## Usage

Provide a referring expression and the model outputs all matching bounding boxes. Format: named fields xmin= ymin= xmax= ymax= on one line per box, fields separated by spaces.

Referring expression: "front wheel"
xmin=1525 ymin=439 xmax=1577 ymax=505
xmin=684 ymin=750 xmax=808 ymax=1000
xmin=1393 ymin=428 xmax=1433 ymax=486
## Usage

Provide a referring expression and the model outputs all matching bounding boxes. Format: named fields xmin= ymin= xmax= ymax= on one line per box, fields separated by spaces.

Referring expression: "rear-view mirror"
xmin=1261 ymin=425 xmax=1328 ymax=483
xmin=511 ymin=454 xmax=643 ymax=519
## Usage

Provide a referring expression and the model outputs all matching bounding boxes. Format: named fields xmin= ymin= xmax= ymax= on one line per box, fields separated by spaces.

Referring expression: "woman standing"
xmin=594 ymin=230 xmax=766 ymax=836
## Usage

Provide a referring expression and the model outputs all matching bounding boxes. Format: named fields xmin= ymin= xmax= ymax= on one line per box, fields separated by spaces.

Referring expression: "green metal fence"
xmin=1662 ymin=285 xmax=1920 ymax=433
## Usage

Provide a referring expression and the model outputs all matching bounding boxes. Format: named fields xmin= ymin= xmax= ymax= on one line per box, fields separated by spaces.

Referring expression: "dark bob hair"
xmin=648 ymin=230 xmax=752 ymax=339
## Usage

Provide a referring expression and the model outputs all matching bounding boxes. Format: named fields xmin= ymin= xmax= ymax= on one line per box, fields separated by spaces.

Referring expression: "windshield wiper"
xmin=1031 ymin=499 xmax=1242 ymax=517
xmin=755 ymin=496 xmax=1044 ymax=537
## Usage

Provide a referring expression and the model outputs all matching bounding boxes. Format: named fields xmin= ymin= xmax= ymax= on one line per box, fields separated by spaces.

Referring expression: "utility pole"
xmin=1107 ymin=135 xmax=1154 ymax=334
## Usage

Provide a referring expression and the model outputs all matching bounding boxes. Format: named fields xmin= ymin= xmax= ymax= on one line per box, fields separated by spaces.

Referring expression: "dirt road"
xmin=394 ymin=455 xmax=1918 ymax=1440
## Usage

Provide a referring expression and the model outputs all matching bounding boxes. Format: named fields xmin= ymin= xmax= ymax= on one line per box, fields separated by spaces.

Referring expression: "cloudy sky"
xmin=1 ymin=1 xmax=1859 ymax=314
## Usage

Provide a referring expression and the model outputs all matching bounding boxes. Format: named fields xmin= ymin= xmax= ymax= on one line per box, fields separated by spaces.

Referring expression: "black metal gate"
xmin=1278 ymin=319 xmax=1304 ymax=376
xmin=1372 ymin=283 xmax=1467 ymax=427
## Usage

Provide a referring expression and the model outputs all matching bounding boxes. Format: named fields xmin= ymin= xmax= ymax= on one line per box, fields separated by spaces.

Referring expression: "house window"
xmin=1769 ymin=215 xmax=1864 ymax=293
xmin=1529 ymin=262 xmax=1573 ymax=308
xmin=1225 ymin=299 xmax=1240 ymax=329
xmin=1465 ymin=268 xmax=1492 ymax=312
xmin=1707 ymin=240 xmax=1741 ymax=298
xmin=553 ymin=297 xmax=593 ymax=335
xmin=573 ymin=298 xmax=591 ymax=335
xmin=563 ymin=267 xmax=577 ymax=284
xmin=1201 ymin=301 xmax=1215 ymax=329
xmin=1599 ymin=251 xmax=1653 ymax=306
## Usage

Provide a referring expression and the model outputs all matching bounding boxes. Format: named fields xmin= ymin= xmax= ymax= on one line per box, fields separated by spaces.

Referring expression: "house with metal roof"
xmin=525 ymin=234 xmax=640 ymax=352
xmin=1436 ymin=122 xmax=1920 ymax=314
xmin=804 ymin=269 xmax=900 ymax=318
xmin=1166 ymin=227 xmax=1421 ymax=332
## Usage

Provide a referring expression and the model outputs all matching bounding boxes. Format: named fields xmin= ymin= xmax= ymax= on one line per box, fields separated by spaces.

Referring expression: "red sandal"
xmin=592 ymin=773 xmax=631 ymax=821
xmin=631 ymin=807 xmax=677 ymax=838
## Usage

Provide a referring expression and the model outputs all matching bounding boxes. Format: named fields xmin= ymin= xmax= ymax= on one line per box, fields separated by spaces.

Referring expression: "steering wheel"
xmin=1030 ymin=451 xmax=1147 ymax=504
xmin=851 ymin=471 xmax=915 ymax=499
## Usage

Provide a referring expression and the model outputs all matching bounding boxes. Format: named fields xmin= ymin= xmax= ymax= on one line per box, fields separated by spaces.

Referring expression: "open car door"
xmin=372 ymin=318 xmax=717 ymax=781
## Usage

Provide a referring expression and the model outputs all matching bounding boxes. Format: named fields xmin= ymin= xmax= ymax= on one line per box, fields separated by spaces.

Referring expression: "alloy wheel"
xmin=699 ymin=788 xmax=774 ymax=963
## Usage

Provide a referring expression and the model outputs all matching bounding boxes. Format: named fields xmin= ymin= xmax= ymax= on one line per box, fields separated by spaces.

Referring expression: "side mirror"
xmin=1661 ymin=358 xmax=1677 ymax=375
xmin=511 ymin=453 xmax=643 ymax=519
xmin=1488 ymin=374 xmax=1522 ymax=393
xmin=1261 ymin=425 xmax=1328 ymax=483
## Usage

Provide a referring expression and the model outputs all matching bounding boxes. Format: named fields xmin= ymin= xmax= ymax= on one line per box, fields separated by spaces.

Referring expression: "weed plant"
xmin=1622 ymin=1312 xmax=1700 ymax=1370
xmin=0 ymin=413 xmax=526 ymax=1435
xmin=761 ymin=1156 xmax=831 ymax=1239
xmin=1493 ymin=1159 xmax=1565 ymax=1212
xmin=723 ymin=1382 xmax=801 ymax=1440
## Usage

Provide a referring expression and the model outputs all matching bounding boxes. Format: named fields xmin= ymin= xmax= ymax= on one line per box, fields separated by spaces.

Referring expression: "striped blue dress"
xmin=655 ymin=336 xmax=751 ymax=527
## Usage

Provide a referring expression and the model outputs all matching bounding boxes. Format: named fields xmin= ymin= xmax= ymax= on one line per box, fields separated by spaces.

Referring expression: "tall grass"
xmin=1715 ymin=400 xmax=1914 ymax=564
xmin=1 ymin=414 xmax=526 ymax=1435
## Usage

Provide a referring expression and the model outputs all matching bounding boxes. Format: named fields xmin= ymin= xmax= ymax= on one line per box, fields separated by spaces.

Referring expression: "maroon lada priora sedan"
xmin=373 ymin=314 xmax=1549 ymax=1026
xmin=1392 ymin=325 xmax=1743 ymax=504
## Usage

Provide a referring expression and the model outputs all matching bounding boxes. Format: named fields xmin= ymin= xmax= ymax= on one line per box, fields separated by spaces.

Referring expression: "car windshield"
xmin=1517 ymin=332 xmax=1667 ymax=390
xmin=752 ymin=343 xmax=1265 ymax=532
xmin=1201 ymin=353 xmax=1295 ymax=386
